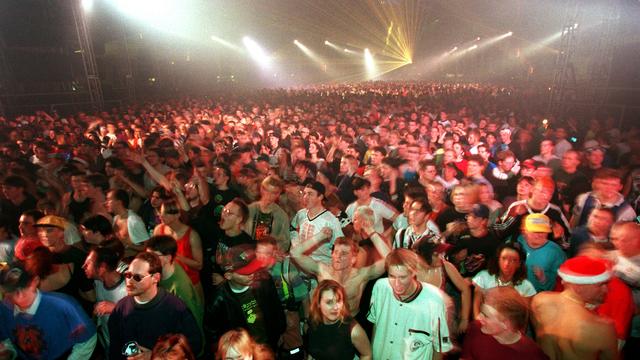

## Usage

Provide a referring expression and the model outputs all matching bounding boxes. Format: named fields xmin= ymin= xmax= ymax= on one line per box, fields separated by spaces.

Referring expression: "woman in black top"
xmin=306 ymin=280 xmax=371 ymax=360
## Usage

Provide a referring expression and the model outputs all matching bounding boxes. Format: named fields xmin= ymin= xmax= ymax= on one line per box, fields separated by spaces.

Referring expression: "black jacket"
xmin=204 ymin=273 xmax=286 ymax=353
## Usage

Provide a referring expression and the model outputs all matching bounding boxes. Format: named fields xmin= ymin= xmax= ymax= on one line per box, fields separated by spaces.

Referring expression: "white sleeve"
xmin=68 ymin=333 xmax=97 ymax=360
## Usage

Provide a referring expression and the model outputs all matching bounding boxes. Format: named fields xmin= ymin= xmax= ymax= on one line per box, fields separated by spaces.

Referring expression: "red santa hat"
xmin=558 ymin=256 xmax=611 ymax=285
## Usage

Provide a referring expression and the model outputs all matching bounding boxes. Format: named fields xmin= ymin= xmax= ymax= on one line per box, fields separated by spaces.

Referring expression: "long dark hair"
xmin=487 ymin=242 xmax=528 ymax=286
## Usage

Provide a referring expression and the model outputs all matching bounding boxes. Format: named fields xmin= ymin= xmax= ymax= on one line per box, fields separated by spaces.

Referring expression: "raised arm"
xmin=363 ymin=223 xmax=392 ymax=279
xmin=290 ymin=227 xmax=332 ymax=275
xmin=443 ymin=260 xmax=471 ymax=332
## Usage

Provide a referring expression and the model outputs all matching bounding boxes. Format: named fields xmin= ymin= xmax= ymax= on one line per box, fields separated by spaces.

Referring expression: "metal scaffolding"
xmin=71 ymin=0 xmax=104 ymax=111
xmin=547 ymin=0 xmax=580 ymax=118
xmin=583 ymin=0 xmax=621 ymax=107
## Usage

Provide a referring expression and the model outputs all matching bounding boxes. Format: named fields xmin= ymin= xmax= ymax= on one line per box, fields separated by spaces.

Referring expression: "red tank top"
xmin=160 ymin=224 xmax=200 ymax=284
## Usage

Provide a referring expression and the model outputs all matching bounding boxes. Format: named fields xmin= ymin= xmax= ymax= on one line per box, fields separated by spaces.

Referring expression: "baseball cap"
xmin=523 ymin=214 xmax=552 ymax=233
xmin=35 ymin=215 xmax=68 ymax=230
xmin=470 ymin=204 xmax=490 ymax=219
xmin=223 ymin=245 xmax=266 ymax=275
xmin=306 ymin=181 xmax=326 ymax=197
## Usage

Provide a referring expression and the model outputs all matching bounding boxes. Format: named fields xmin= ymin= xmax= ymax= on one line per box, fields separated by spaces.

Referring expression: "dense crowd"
xmin=0 ymin=82 xmax=639 ymax=360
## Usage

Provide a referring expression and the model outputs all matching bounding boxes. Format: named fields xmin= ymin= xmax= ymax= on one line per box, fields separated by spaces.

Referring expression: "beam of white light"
xmin=243 ymin=36 xmax=272 ymax=68
xmin=82 ymin=0 xmax=94 ymax=12
xmin=211 ymin=35 xmax=243 ymax=53
xmin=364 ymin=48 xmax=377 ymax=79
xmin=294 ymin=40 xmax=314 ymax=58
xmin=520 ymin=31 xmax=563 ymax=57
xmin=467 ymin=44 xmax=478 ymax=51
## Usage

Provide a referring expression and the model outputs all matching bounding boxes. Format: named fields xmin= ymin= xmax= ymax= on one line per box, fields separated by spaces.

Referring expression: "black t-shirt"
xmin=234 ymin=287 xmax=268 ymax=345
xmin=452 ymin=230 xmax=501 ymax=277
xmin=436 ymin=207 xmax=467 ymax=233
xmin=53 ymin=245 xmax=94 ymax=314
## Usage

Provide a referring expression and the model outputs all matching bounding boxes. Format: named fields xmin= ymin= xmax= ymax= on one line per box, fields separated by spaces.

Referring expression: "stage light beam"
xmin=242 ymin=36 xmax=272 ymax=69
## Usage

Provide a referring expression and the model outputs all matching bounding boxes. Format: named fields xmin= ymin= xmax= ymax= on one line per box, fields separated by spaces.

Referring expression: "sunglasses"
xmin=124 ymin=272 xmax=152 ymax=282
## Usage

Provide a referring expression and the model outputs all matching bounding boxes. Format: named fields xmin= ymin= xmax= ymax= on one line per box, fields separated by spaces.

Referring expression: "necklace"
xmin=496 ymin=277 xmax=512 ymax=287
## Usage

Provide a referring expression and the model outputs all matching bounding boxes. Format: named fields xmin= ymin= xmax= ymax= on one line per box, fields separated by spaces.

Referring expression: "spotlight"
xmin=364 ymin=48 xmax=376 ymax=79
xmin=242 ymin=36 xmax=272 ymax=68
xmin=506 ymin=31 xmax=513 ymax=37
xmin=467 ymin=44 xmax=478 ymax=51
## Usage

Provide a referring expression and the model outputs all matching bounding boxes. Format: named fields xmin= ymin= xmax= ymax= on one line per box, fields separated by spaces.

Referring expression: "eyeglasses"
xmin=222 ymin=208 xmax=240 ymax=217
xmin=124 ymin=272 xmax=152 ymax=282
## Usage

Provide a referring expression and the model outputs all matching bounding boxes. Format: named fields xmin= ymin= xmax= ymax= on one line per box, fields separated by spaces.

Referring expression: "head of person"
xmin=352 ymin=205 xmax=375 ymax=234
xmin=151 ymin=333 xmax=196 ymax=360
xmin=496 ymin=150 xmax=516 ymax=173
xmin=219 ymin=198 xmax=249 ymax=232
xmin=561 ymin=150 xmax=581 ymax=172
xmin=586 ymin=207 xmax=615 ymax=238
xmin=19 ymin=209 xmax=44 ymax=238
xmin=426 ymin=181 xmax=445 ymax=206
xmin=106 ymin=189 xmax=129 ymax=213
xmin=351 ymin=177 xmax=371 ymax=201
xmin=80 ymin=214 xmax=114 ymax=245
xmin=415 ymin=241 xmax=451 ymax=267
xmin=591 ymin=168 xmax=622 ymax=202
xmin=477 ymin=144 xmax=491 ymax=162
xmin=302 ymin=182 xmax=325 ymax=209
xmin=34 ymin=215 xmax=68 ymax=251
xmin=83 ymin=240 xmax=125 ymax=280
xmin=539 ymin=138 xmax=555 ymax=156
xmin=385 ymin=249 xmax=421 ymax=299
xmin=529 ymin=177 xmax=555 ymax=208
xmin=212 ymin=164 xmax=232 ymax=188
xmin=0 ymin=262 xmax=39 ymax=310
xmin=516 ymin=176 xmax=535 ymax=199
xmin=316 ymin=167 xmax=336 ymax=188
xmin=466 ymin=155 xmax=485 ymax=178
xmin=488 ymin=242 xmax=528 ymax=285
xmin=255 ymin=236 xmax=279 ymax=269
xmin=558 ymin=255 xmax=611 ymax=305
xmin=451 ymin=183 xmax=478 ymax=213
xmin=223 ymin=244 xmax=267 ymax=288
xmin=259 ymin=175 xmax=284 ymax=205
xmin=610 ymin=222 xmax=640 ymax=258
xmin=466 ymin=203 xmax=490 ymax=231
xmin=478 ymin=287 xmax=530 ymax=336
xmin=309 ymin=279 xmax=351 ymax=326
xmin=408 ymin=198 xmax=431 ymax=228
xmin=331 ymin=237 xmax=358 ymax=271
xmin=369 ymin=146 xmax=387 ymax=166
xmin=363 ymin=166 xmax=383 ymax=189
xmin=339 ymin=154 xmax=357 ymax=175
xmin=146 ymin=235 xmax=178 ymax=268
xmin=586 ymin=147 xmax=605 ymax=168
xmin=522 ymin=214 xmax=552 ymax=249
xmin=216 ymin=328 xmax=271 ymax=360
xmin=2 ymin=175 xmax=27 ymax=200
xmin=125 ymin=252 xmax=162 ymax=298
xmin=418 ymin=159 xmax=438 ymax=182
xmin=159 ymin=200 xmax=182 ymax=226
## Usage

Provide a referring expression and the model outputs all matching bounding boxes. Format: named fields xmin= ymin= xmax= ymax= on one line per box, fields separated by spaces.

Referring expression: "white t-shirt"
xmin=345 ymin=198 xmax=397 ymax=234
xmin=94 ymin=277 xmax=128 ymax=348
xmin=368 ymin=279 xmax=452 ymax=360
xmin=472 ymin=270 xmax=537 ymax=297
xmin=291 ymin=208 xmax=344 ymax=264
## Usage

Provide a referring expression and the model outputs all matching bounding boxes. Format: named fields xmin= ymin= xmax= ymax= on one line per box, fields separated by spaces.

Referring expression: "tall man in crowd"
xmin=368 ymin=249 xmax=452 ymax=360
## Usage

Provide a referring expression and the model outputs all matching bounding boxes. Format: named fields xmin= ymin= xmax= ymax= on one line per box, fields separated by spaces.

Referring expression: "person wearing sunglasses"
xmin=107 ymin=252 xmax=202 ymax=360
xmin=0 ymin=262 xmax=97 ymax=360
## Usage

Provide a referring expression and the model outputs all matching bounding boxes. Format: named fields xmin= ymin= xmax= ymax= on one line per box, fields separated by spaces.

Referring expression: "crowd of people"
xmin=0 ymin=82 xmax=639 ymax=360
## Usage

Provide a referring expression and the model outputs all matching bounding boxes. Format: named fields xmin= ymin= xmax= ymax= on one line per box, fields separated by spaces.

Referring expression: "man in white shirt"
xmin=368 ymin=249 xmax=452 ymax=360
xmin=290 ymin=182 xmax=344 ymax=264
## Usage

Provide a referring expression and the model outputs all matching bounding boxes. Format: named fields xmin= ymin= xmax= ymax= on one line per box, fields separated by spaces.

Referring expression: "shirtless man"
xmin=531 ymin=255 xmax=618 ymax=360
xmin=291 ymin=206 xmax=390 ymax=314
xmin=105 ymin=189 xmax=149 ymax=256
